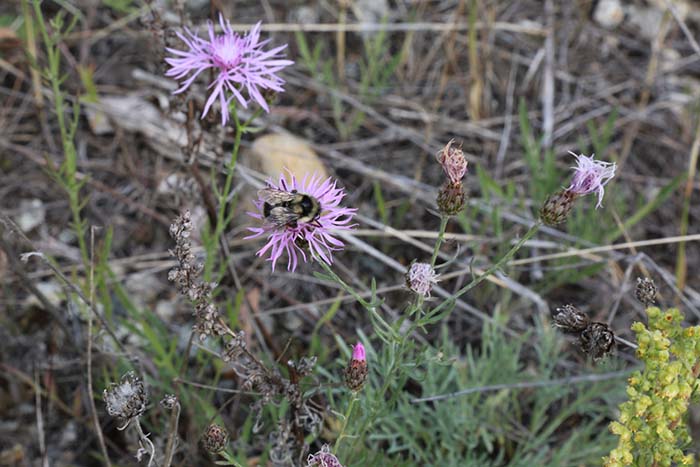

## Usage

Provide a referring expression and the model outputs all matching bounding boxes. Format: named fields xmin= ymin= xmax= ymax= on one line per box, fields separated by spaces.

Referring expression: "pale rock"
xmin=594 ymin=0 xmax=624 ymax=29
xmin=246 ymin=133 xmax=328 ymax=181
xmin=16 ymin=199 xmax=45 ymax=232
xmin=25 ymin=281 xmax=63 ymax=308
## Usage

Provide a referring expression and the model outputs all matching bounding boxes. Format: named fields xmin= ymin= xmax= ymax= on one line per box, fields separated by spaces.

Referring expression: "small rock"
xmin=125 ymin=274 xmax=163 ymax=308
xmin=626 ymin=5 xmax=664 ymax=41
xmin=288 ymin=6 xmax=320 ymax=24
xmin=15 ymin=199 xmax=45 ymax=232
xmin=85 ymin=104 xmax=114 ymax=135
xmin=594 ymin=0 xmax=624 ymax=29
xmin=350 ymin=0 xmax=389 ymax=24
xmin=25 ymin=281 xmax=63 ymax=308
xmin=246 ymin=133 xmax=328 ymax=181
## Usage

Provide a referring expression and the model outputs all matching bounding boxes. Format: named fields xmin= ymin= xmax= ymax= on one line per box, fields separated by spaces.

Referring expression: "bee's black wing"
xmin=258 ymin=188 xmax=296 ymax=204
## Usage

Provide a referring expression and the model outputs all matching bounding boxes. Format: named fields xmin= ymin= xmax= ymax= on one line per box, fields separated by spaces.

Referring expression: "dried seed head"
xmin=104 ymin=372 xmax=148 ymax=421
xmin=540 ymin=189 xmax=577 ymax=226
xmin=160 ymin=394 xmax=178 ymax=410
xmin=635 ymin=277 xmax=657 ymax=307
xmin=552 ymin=304 xmax=590 ymax=333
xmin=202 ymin=424 xmax=228 ymax=454
xmin=307 ymin=444 xmax=344 ymax=467
xmin=437 ymin=139 xmax=468 ymax=184
xmin=406 ymin=262 xmax=440 ymax=298
xmin=343 ymin=342 xmax=368 ymax=392
xmin=579 ymin=322 xmax=615 ymax=360
xmin=436 ymin=181 xmax=466 ymax=216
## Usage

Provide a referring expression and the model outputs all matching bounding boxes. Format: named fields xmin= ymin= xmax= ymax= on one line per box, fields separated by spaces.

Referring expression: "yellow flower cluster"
xmin=604 ymin=307 xmax=700 ymax=467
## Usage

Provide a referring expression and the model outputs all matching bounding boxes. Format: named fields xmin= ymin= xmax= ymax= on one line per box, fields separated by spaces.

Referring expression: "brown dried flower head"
xmin=307 ymin=444 xmax=344 ymax=467
xmin=552 ymin=304 xmax=590 ymax=333
xmin=202 ymin=424 xmax=228 ymax=454
xmin=634 ymin=277 xmax=657 ymax=307
xmin=104 ymin=372 xmax=148 ymax=422
xmin=579 ymin=322 xmax=615 ymax=360
xmin=540 ymin=189 xmax=576 ymax=226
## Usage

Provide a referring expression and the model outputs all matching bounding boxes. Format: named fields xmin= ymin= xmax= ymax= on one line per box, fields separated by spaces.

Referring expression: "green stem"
xmin=214 ymin=107 xmax=243 ymax=244
xmin=334 ymin=395 xmax=358 ymax=452
xmin=448 ymin=221 xmax=541 ymax=305
xmin=430 ymin=216 xmax=449 ymax=268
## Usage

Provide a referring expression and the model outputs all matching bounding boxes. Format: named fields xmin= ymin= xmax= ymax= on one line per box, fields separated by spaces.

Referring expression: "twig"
xmin=34 ymin=369 xmax=48 ymax=467
xmin=411 ymin=368 xmax=634 ymax=403
xmin=662 ymin=0 xmax=700 ymax=56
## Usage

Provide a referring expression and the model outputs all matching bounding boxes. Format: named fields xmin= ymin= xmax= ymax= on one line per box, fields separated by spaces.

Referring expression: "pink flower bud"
xmin=352 ymin=342 xmax=366 ymax=362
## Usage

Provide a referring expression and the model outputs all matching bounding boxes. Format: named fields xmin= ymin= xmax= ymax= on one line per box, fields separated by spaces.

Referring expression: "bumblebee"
xmin=258 ymin=188 xmax=321 ymax=228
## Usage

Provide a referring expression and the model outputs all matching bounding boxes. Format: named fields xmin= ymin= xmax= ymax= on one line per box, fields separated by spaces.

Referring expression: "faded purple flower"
xmin=165 ymin=15 xmax=293 ymax=125
xmin=566 ymin=151 xmax=616 ymax=208
xmin=307 ymin=444 xmax=344 ymax=467
xmin=437 ymin=139 xmax=468 ymax=184
xmin=406 ymin=262 xmax=440 ymax=297
xmin=246 ymin=172 xmax=357 ymax=271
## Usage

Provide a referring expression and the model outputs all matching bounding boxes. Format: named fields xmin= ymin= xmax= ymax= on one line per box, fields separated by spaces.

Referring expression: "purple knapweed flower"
xmin=406 ymin=262 xmax=440 ymax=298
xmin=307 ymin=444 xmax=344 ymax=467
xmin=566 ymin=151 xmax=616 ymax=208
xmin=165 ymin=15 xmax=293 ymax=125
xmin=246 ymin=172 xmax=357 ymax=271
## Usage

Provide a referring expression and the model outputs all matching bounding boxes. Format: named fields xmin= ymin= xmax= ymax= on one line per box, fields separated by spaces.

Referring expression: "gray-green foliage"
xmin=335 ymin=318 xmax=624 ymax=466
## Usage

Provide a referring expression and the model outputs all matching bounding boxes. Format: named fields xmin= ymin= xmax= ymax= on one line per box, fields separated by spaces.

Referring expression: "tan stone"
xmin=246 ymin=133 xmax=328 ymax=181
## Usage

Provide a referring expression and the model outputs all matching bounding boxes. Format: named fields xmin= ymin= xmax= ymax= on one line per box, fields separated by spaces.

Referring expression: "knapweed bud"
xmin=104 ymin=372 xmax=148 ymax=421
xmin=343 ymin=342 xmax=368 ymax=392
xmin=437 ymin=181 xmax=466 ymax=216
xmin=406 ymin=261 xmax=440 ymax=298
xmin=202 ymin=424 xmax=228 ymax=454
xmin=552 ymin=304 xmax=590 ymax=333
xmin=307 ymin=444 xmax=344 ymax=467
xmin=539 ymin=189 xmax=576 ymax=225
xmin=579 ymin=322 xmax=615 ymax=360
xmin=635 ymin=277 xmax=657 ymax=307
xmin=437 ymin=139 xmax=468 ymax=184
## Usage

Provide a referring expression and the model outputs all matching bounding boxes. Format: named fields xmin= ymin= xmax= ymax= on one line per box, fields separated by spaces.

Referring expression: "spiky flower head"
xmin=104 ymin=372 xmax=148 ymax=423
xmin=165 ymin=15 xmax=293 ymax=125
xmin=202 ymin=424 xmax=228 ymax=453
xmin=579 ymin=322 xmax=615 ymax=360
xmin=344 ymin=342 xmax=368 ymax=392
xmin=566 ymin=151 xmax=616 ymax=208
xmin=552 ymin=304 xmax=590 ymax=333
xmin=635 ymin=277 xmax=657 ymax=307
xmin=437 ymin=139 xmax=468 ymax=184
xmin=246 ymin=172 xmax=357 ymax=271
xmin=307 ymin=444 xmax=344 ymax=467
xmin=436 ymin=181 xmax=466 ymax=216
xmin=539 ymin=189 xmax=576 ymax=226
xmin=406 ymin=261 xmax=440 ymax=298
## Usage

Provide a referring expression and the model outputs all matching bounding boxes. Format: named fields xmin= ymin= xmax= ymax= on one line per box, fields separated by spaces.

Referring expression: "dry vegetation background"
xmin=1 ymin=0 xmax=700 ymax=466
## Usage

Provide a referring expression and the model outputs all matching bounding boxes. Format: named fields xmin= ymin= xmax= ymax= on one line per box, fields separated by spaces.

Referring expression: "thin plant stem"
xmin=87 ymin=228 xmax=111 ymax=466
xmin=334 ymin=395 xmax=358 ymax=452
xmin=214 ymin=106 xmax=243 ymax=246
xmin=429 ymin=221 xmax=542 ymax=316
xmin=163 ymin=400 xmax=181 ymax=467
xmin=430 ymin=216 xmax=449 ymax=268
